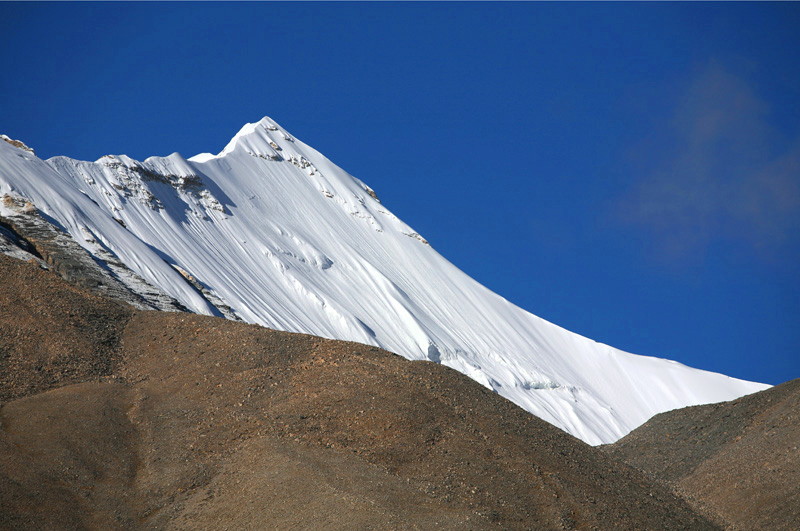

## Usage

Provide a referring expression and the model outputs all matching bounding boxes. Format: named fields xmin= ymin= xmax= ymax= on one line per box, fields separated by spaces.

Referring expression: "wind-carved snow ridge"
xmin=0 ymin=118 xmax=770 ymax=445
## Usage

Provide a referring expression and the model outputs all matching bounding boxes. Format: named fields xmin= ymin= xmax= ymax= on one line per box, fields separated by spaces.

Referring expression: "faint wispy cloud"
xmin=617 ymin=64 xmax=800 ymax=265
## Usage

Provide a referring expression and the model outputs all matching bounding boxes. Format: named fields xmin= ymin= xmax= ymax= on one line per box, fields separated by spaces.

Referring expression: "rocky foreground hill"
xmin=0 ymin=253 xmax=714 ymax=530
xmin=605 ymin=377 xmax=799 ymax=530
xmin=0 ymin=245 xmax=796 ymax=529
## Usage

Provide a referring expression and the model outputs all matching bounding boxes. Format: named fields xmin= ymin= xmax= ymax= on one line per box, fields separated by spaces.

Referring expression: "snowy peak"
xmin=191 ymin=116 xmax=290 ymax=162
xmin=0 ymin=118 xmax=769 ymax=445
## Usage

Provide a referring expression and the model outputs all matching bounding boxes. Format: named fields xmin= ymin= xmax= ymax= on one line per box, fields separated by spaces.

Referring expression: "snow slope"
xmin=0 ymin=120 xmax=769 ymax=444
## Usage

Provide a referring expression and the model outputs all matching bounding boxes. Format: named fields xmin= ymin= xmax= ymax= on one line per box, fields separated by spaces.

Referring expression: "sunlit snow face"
xmin=0 ymin=120 xmax=769 ymax=445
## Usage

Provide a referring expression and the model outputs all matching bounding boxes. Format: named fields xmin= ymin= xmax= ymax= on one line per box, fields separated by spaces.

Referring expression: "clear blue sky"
xmin=2 ymin=2 xmax=798 ymax=385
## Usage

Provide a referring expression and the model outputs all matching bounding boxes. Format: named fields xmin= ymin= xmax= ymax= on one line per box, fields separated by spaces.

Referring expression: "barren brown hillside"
xmin=606 ymin=379 xmax=799 ymax=530
xmin=0 ymin=254 xmax=715 ymax=530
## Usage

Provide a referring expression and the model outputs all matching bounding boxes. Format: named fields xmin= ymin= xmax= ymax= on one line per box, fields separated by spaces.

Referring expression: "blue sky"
xmin=2 ymin=2 xmax=798 ymax=385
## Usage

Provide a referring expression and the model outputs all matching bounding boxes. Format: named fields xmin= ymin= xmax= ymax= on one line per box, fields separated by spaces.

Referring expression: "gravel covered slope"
xmin=0 ymin=254 xmax=715 ymax=530
xmin=605 ymin=379 xmax=800 ymax=529
xmin=0 ymin=254 xmax=132 ymax=402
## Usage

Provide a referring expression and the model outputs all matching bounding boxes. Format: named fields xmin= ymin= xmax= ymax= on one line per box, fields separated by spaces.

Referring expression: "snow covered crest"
xmin=0 ymin=119 xmax=769 ymax=444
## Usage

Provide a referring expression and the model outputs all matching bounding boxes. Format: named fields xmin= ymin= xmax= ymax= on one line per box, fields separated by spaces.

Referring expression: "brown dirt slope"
xmin=0 ymin=254 xmax=715 ymax=530
xmin=0 ymin=254 xmax=132 ymax=402
xmin=605 ymin=379 xmax=800 ymax=530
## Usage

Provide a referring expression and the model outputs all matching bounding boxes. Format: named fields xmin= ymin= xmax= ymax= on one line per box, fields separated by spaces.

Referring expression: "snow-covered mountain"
xmin=0 ymin=118 xmax=768 ymax=444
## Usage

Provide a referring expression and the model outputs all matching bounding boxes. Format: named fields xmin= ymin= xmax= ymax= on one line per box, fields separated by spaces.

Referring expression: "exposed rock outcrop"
xmin=0 ymin=135 xmax=34 ymax=155
xmin=1 ymin=196 xmax=185 ymax=312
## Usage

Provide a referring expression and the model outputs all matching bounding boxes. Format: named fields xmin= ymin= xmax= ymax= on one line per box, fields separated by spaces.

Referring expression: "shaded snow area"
xmin=0 ymin=121 xmax=769 ymax=444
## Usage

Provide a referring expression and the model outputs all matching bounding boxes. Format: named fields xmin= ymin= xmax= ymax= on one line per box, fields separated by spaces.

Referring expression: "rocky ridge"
xmin=1 ymin=194 xmax=185 ymax=311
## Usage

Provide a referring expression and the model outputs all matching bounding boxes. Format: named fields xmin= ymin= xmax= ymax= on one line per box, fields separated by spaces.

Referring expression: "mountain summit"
xmin=0 ymin=118 xmax=768 ymax=444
